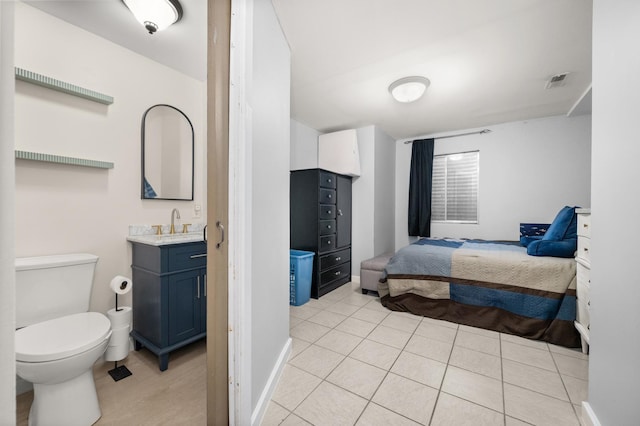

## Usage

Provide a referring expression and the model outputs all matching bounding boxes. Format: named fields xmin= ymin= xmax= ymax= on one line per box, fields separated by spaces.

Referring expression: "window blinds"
xmin=432 ymin=151 xmax=479 ymax=222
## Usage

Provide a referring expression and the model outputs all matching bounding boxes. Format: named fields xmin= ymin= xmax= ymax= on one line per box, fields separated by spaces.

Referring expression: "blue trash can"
xmin=290 ymin=250 xmax=315 ymax=306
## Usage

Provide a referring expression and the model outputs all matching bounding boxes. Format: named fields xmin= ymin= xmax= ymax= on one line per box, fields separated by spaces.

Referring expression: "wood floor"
xmin=16 ymin=339 xmax=206 ymax=425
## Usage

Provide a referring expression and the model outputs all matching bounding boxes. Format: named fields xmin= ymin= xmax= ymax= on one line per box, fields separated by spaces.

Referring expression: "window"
xmin=432 ymin=151 xmax=479 ymax=223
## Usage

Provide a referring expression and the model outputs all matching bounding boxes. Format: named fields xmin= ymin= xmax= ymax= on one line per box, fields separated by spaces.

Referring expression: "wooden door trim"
xmin=206 ymin=0 xmax=230 ymax=424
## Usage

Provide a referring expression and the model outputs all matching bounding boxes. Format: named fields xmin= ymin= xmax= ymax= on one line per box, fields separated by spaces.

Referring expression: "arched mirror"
xmin=141 ymin=104 xmax=194 ymax=200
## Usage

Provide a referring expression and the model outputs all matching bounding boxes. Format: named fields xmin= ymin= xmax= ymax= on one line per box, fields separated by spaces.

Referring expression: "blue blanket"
xmin=381 ymin=238 xmax=579 ymax=347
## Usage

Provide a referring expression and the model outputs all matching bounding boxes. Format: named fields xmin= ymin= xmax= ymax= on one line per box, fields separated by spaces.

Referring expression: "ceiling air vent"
xmin=546 ymin=72 xmax=570 ymax=89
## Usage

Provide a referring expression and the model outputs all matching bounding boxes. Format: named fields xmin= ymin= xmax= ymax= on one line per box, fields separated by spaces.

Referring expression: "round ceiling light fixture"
xmin=123 ymin=0 xmax=183 ymax=35
xmin=388 ymin=76 xmax=431 ymax=103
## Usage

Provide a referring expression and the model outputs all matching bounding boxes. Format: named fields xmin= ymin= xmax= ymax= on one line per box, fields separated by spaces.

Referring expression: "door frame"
xmin=206 ymin=0 xmax=230 ymax=424
xmin=207 ymin=0 xmax=253 ymax=424
xmin=228 ymin=0 xmax=253 ymax=423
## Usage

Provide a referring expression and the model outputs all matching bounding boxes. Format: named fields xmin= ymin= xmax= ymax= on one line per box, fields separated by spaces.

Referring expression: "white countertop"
xmin=126 ymin=233 xmax=205 ymax=246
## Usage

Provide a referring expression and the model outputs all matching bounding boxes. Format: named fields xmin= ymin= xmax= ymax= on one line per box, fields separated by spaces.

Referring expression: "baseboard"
xmin=582 ymin=402 xmax=601 ymax=426
xmin=251 ymin=337 xmax=292 ymax=426
xmin=351 ymin=275 xmax=360 ymax=291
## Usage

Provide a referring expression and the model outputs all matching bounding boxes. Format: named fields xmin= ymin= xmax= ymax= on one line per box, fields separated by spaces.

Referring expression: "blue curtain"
xmin=408 ymin=138 xmax=435 ymax=237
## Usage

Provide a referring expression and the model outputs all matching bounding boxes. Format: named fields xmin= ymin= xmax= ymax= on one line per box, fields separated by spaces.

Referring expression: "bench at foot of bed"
xmin=360 ymin=253 xmax=394 ymax=294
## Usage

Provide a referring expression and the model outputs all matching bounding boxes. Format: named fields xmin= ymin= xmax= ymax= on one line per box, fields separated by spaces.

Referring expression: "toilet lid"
xmin=16 ymin=312 xmax=112 ymax=362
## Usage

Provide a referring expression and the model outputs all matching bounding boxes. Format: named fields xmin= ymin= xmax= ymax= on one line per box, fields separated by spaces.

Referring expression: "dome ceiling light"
xmin=123 ymin=0 xmax=183 ymax=35
xmin=389 ymin=76 xmax=431 ymax=103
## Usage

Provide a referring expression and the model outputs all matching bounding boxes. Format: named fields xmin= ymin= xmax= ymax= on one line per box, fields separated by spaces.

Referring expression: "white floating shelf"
xmin=15 ymin=150 xmax=114 ymax=169
xmin=15 ymin=67 xmax=114 ymax=105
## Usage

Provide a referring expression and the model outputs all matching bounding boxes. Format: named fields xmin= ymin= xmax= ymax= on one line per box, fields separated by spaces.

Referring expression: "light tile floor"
xmin=262 ymin=284 xmax=588 ymax=426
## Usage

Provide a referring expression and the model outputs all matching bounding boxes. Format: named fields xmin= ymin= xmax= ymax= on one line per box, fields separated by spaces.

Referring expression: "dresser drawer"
xmin=319 ymin=188 xmax=336 ymax=204
xmin=577 ymin=214 xmax=591 ymax=238
xmin=576 ymin=299 xmax=590 ymax=330
xmin=319 ymin=235 xmax=335 ymax=252
xmin=320 ymin=248 xmax=351 ymax=270
xmin=576 ymin=262 xmax=591 ymax=297
xmin=577 ymin=236 xmax=591 ymax=265
xmin=576 ymin=262 xmax=590 ymax=299
xmin=319 ymin=204 xmax=336 ymax=220
xmin=168 ymin=244 xmax=207 ymax=271
xmin=319 ymin=171 xmax=337 ymax=189
xmin=320 ymin=262 xmax=351 ymax=286
xmin=319 ymin=220 xmax=336 ymax=236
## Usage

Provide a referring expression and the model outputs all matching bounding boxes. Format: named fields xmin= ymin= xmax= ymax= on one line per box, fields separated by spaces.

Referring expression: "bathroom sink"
xmin=126 ymin=232 xmax=205 ymax=246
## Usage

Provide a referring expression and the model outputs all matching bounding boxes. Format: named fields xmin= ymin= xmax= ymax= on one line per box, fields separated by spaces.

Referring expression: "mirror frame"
xmin=141 ymin=104 xmax=195 ymax=200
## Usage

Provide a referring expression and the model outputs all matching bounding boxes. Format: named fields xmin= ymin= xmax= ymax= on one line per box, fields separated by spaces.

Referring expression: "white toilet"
xmin=15 ymin=253 xmax=112 ymax=426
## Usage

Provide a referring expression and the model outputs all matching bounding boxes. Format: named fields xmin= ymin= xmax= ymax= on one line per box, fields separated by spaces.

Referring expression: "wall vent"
xmin=546 ymin=72 xmax=570 ymax=89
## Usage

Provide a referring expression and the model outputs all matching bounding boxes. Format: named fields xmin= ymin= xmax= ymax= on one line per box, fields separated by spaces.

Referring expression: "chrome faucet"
xmin=170 ymin=208 xmax=181 ymax=234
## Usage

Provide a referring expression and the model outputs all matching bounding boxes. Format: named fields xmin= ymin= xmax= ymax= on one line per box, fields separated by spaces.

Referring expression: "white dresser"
xmin=575 ymin=208 xmax=591 ymax=353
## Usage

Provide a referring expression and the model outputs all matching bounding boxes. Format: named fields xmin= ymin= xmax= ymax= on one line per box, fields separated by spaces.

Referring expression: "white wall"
xmin=395 ymin=115 xmax=592 ymax=250
xmin=351 ymin=126 xmax=396 ymax=277
xmin=250 ymin=0 xmax=291 ymax=418
xmin=14 ymin=3 xmax=206 ymax=318
xmin=373 ymin=126 xmax=396 ymax=256
xmin=351 ymin=126 xmax=376 ymax=278
xmin=0 ymin=2 xmax=15 ymax=423
xmin=290 ymin=118 xmax=319 ymax=170
xmin=588 ymin=1 xmax=640 ymax=424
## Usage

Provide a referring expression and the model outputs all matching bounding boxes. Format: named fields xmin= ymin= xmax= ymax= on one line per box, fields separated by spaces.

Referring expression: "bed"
xmin=379 ymin=237 xmax=580 ymax=347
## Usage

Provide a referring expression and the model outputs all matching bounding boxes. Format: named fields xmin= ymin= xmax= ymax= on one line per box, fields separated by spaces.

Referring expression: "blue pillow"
xmin=542 ymin=206 xmax=577 ymax=241
xmin=520 ymin=235 xmax=543 ymax=247
xmin=527 ymin=238 xmax=577 ymax=258
xmin=563 ymin=212 xmax=578 ymax=240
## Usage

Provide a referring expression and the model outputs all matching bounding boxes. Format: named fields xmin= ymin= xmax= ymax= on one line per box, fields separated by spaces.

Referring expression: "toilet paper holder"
xmin=110 ymin=276 xmax=132 ymax=312
xmin=108 ymin=276 xmax=133 ymax=382
xmin=115 ymin=292 xmax=123 ymax=312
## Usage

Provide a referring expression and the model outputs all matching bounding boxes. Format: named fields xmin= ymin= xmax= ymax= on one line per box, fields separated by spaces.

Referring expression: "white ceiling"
xmin=25 ymin=0 xmax=207 ymax=81
xmin=26 ymin=0 xmax=592 ymax=140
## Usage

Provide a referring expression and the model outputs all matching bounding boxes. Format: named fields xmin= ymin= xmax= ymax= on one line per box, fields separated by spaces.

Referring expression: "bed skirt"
xmin=381 ymin=292 xmax=581 ymax=348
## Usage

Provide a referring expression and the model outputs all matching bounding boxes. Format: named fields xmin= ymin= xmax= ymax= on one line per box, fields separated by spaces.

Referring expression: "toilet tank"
xmin=16 ymin=253 xmax=99 ymax=329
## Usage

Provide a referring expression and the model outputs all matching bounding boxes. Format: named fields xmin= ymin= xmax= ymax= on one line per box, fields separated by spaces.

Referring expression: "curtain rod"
xmin=404 ymin=129 xmax=491 ymax=144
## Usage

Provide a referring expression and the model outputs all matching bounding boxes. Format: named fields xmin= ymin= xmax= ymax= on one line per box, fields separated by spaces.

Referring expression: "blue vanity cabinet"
xmin=130 ymin=240 xmax=207 ymax=371
xmin=167 ymin=267 xmax=207 ymax=344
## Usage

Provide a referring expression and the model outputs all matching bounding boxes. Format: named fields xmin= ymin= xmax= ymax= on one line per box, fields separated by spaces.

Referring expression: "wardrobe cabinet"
xmin=130 ymin=241 xmax=207 ymax=371
xmin=290 ymin=168 xmax=352 ymax=298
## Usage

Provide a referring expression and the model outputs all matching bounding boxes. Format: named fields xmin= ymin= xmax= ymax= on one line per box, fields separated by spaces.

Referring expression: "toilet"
xmin=15 ymin=253 xmax=112 ymax=426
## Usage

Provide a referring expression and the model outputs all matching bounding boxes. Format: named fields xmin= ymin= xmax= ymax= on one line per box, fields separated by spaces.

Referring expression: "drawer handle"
xmin=327 ymin=178 xmax=332 ymax=183
xmin=583 ymin=223 xmax=589 ymax=228
xmin=328 ymin=194 xmax=332 ymax=199
xmin=327 ymin=210 xmax=332 ymax=214
xmin=327 ymin=240 xmax=332 ymax=245
xmin=335 ymin=256 xmax=341 ymax=261
xmin=588 ymin=300 xmax=590 ymax=306
xmin=190 ymin=253 xmax=207 ymax=259
xmin=335 ymin=271 xmax=341 ymax=276
xmin=338 ymin=209 xmax=343 ymax=216
xmin=583 ymin=248 xmax=589 ymax=252
xmin=327 ymin=225 xmax=331 ymax=229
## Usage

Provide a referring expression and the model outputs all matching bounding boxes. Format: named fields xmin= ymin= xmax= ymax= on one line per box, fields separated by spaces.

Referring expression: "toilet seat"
xmin=16 ymin=312 xmax=111 ymax=363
